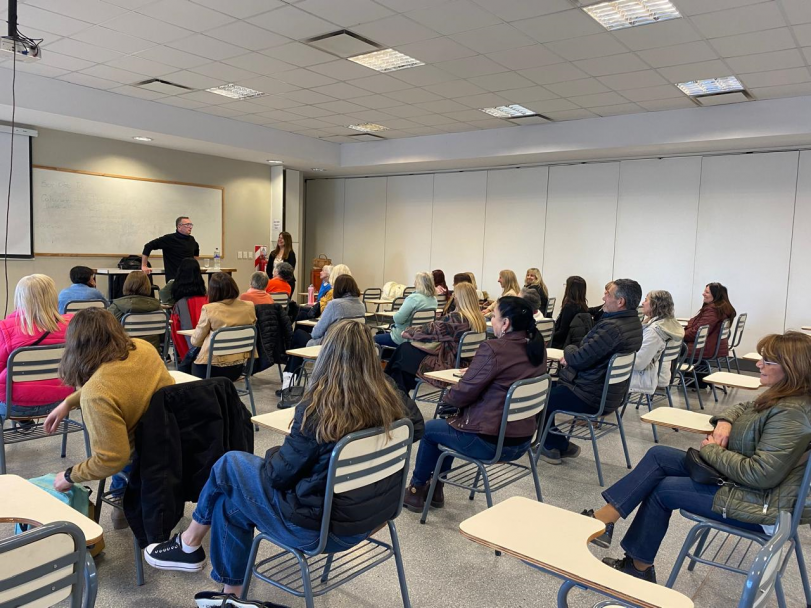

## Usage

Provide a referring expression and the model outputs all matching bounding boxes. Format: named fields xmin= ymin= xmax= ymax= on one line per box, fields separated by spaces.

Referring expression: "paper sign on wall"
xmin=272 ymin=219 xmax=282 ymax=233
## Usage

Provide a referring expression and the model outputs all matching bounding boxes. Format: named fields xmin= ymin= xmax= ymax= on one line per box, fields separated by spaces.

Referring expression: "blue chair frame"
xmin=205 ymin=325 xmax=257 ymax=417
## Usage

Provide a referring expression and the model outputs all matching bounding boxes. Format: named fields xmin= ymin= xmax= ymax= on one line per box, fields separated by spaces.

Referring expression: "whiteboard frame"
xmin=0 ymin=136 xmax=34 ymax=259
xmin=32 ymin=165 xmax=225 ymax=258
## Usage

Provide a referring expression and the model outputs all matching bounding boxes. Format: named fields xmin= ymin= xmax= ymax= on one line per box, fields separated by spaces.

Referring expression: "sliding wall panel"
xmin=304 ymin=178 xmax=344 ymax=272
xmin=482 ymin=167 xmax=548 ymax=297
xmin=694 ymin=152 xmax=798 ymax=353
xmin=613 ymin=157 xmax=702 ymax=317
xmin=544 ymin=163 xmax=620 ymax=306
xmin=383 ymin=174 xmax=434 ymax=285
xmin=431 ymin=171 xmax=487 ymax=290
xmin=343 ymin=177 xmax=387 ymax=291
xmin=785 ymin=150 xmax=811 ymax=334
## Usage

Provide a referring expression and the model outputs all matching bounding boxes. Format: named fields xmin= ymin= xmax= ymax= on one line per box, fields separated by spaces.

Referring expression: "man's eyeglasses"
xmin=179 ymin=223 xmax=193 ymax=228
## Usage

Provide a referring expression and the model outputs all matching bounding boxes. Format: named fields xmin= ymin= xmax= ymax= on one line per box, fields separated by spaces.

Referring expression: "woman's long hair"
xmin=270 ymin=231 xmax=292 ymax=261
xmin=706 ymin=282 xmax=736 ymax=321
xmin=302 ymin=320 xmax=404 ymax=443
xmin=561 ymin=276 xmax=588 ymax=312
xmin=525 ymin=267 xmax=548 ymax=298
xmin=755 ymin=332 xmax=811 ymax=411
xmin=454 ymin=283 xmax=486 ymax=333
xmin=499 ymin=269 xmax=520 ymax=297
xmin=171 ymin=258 xmax=207 ymax=301
xmin=432 ymin=269 xmax=448 ymax=292
xmin=60 ymin=308 xmax=134 ymax=387
xmin=14 ymin=274 xmax=64 ymax=335
xmin=646 ymin=290 xmax=675 ymax=320
xmin=497 ymin=296 xmax=545 ymax=366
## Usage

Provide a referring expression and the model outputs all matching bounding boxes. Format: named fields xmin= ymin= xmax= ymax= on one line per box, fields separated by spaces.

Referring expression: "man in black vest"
xmin=142 ymin=216 xmax=199 ymax=281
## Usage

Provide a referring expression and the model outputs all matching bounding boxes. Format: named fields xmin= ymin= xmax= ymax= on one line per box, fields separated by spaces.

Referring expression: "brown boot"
xmin=430 ymin=481 xmax=445 ymax=508
xmin=403 ymin=483 xmax=429 ymax=513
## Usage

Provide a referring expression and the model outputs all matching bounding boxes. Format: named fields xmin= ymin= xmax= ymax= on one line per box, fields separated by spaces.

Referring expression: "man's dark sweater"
xmin=142 ymin=232 xmax=199 ymax=281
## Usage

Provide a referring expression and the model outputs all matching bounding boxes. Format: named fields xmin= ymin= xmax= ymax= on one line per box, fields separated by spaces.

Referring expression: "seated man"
xmin=57 ymin=266 xmax=108 ymax=313
xmin=539 ymin=278 xmax=643 ymax=464
xmin=266 ymin=262 xmax=293 ymax=297
xmin=239 ymin=271 xmax=274 ymax=306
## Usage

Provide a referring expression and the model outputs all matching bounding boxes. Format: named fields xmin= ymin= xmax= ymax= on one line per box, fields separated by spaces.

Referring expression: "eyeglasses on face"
xmin=179 ymin=223 xmax=193 ymax=228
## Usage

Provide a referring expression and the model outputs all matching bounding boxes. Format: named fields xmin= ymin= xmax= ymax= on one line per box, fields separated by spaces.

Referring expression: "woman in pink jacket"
xmin=0 ymin=275 xmax=74 ymax=423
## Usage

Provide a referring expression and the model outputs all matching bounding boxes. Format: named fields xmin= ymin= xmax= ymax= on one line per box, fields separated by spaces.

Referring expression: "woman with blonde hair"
xmin=318 ymin=263 xmax=352 ymax=312
xmin=108 ymin=270 xmax=164 ymax=351
xmin=145 ymin=320 xmax=419 ymax=604
xmin=374 ymin=271 xmax=437 ymax=350
xmin=482 ymin=269 xmax=520 ymax=316
xmin=629 ymin=290 xmax=684 ymax=395
xmin=386 ymin=283 xmax=487 ymax=393
xmin=0 ymin=275 xmax=74 ymax=423
xmin=524 ymin=267 xmax=549 ymax=317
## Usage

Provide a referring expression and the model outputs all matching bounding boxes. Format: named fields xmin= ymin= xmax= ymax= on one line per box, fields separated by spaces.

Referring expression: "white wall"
xmin=305 ymin=150 xmax=811 ymax=353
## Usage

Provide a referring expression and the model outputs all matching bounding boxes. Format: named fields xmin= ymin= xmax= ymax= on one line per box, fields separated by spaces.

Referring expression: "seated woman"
xmin=465 ymin=272 xmax=485 ymax=302
xmin=433 ymin=269 xmax=449 ymax=295
xmin=144 ymin=320 xmax=417 ymax=604
xmin=265 ymin=262 xmax=293 ymax=297
xmin=0 ymin=275 xmax=74 ymax=425
xmin=374 ymin=272 xmax=437 ymax=350
xmin=519 ymin=287 xmax=544 ymax=322
xmin=403 ymin=296 xmax=547 ymax=512
xmin=191 ymin=273 xmax=257 ymax=381
xmin=57 ymin=266 xmax=107 ymax=313
xmin=108 ymin=270 xmax=164 ymax=351
xmin=685 ymin=281 xmax=736 ymax=358
xmin=629 ymin=290 xmax=684 ymax=395
xmin=524 ymin=267 xmax=549 ymax=317
xmin=551 ymin=276 xmax=589 ymax=349
xmin=160 ymin=257 xmax=206 ymax=307
xmin=482 ymin=269 xmax=520 ymax=317
xmin=442 ymin=273 xmax=473 ymax=315
xmin=317 ymin=264 xmax=351 ymax=313
xmin=583 ymin=331 xmax=811 ymax=582
xmin=386 ymin=283 xmax=486 ymax=394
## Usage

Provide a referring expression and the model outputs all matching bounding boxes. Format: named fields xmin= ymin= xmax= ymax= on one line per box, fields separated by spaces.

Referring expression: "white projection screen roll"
xmin=0 ymin=129 xmax=33 ymax=258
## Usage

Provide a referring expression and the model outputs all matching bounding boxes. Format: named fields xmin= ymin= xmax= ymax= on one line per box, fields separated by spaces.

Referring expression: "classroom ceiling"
xmin=2 ymin=0 xmax=811 ymax=145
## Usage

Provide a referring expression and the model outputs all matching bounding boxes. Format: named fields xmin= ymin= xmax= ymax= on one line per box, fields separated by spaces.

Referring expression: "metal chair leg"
xmin=679 ymin=373 xmax=691 ymax=410
xmin=469 ymin=468 xmax=482 ymax=501
xmin=421 ymin=453 xmax=449 ymax=524
xmin=616 ymin=411 xmax=632 ymax=469
xmin=83 ymin=551 xmax=98 ymax=608
xmin=687 ymin=528 xmax=710 ymax=572
xmin=588 ymin=422 xmax=605 ymax=487
xmin=297 ymin=553 xmax=316 ymax=608
xmin=692 ymin=370 xmax=705 ymax=410
xmin=645 ymin=395 xmax=659 ymax=443
xmin=133 ymin=534 xmax=145 ymax=586
xmin=528 ymin=451 xmax=543 ymax=502
xmin=0 ymin=419 xmax=6 ymax=475
xmin=60 ymin=414 xmax=70 ymax=458
xmin=320 ymin=554 xmax=334 ymax=583
xmin=793 ymin=535 xmax=811 ymax=606
xmin=388 ymin=521 xmax=412 ymax=608
xmin=240 ymin=535 xmax=262 ymax=599
xmin=666 ymin=525 xmax=706 ymax=587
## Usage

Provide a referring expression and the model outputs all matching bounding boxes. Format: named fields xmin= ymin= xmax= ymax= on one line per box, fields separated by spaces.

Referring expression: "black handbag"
xmin=685 ymin=447 xmax=726 ymax=485
xmin=435 ymin=401 xmax=461 ymax=419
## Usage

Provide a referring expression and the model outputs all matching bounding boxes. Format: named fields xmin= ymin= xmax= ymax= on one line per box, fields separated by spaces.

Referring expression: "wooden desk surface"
xmin=704 ymin=371 xmax=761 ymax=390
xmin=376 ymin=310 xmax=396 ymax=318
xmin=367 ymin=298 xmax=393 ymax=305
xmin=286 ymin=345 xmax=321 ymax=360
xmin=803 ymin=326 xmax=811 ymax=331
xmin=177 ymin=329 xmax=195 ymax=337
xmin=742 ymin=352 xmax=762 ymax=361
xmin=252 ymin=409 xmax=296 ymax=435
xmin=169 ymin=370 xmax=199 ymax=384
xmin=424 ymin=368 xmax=465 ymax=385
xmin=459 ymin=497 xmax=693 ymax=608
xmin=546 ymin=347 xmax=563 ymax=361
xmin=297 ymin=319 xmax=318 ymax=327
xmin=0 ymin=475 xmax=104 ymax=545
xmin=640 ymin=408 xmax=714 ymax=434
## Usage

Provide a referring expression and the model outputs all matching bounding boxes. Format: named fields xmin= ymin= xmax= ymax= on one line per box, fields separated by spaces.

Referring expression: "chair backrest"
xmin=121 ymin=310 xmax=169 ymax=338
xmin=535 ymin=318 xmax=554 ymax=347
xmin=390 ymin=296 xmax=405 ymax=312
xmin=0 ymin=521 xmax=87 ymax=607
xmin=739 ymin=511 xmax=793 ymax=608
xmin=436 ymin=293 xmax=447 ymax=311
xmin=64 ymin=299 xmax=106 ymax=313
xmin=410 ymin=308 xmax=436 ymax=327
xmin=494 ymin=375 xmax=551 ymax=457
xmin=455 ymin=331 xmax=487 ymax=367
xmin=6 ymin=344 xmax=66 ymax=411
xmin=345 ymin=316 xmax=366 ymax=325
xmin=709 ymin=319 xmax=732 ymax=359
xmin=315 ymin=419 xmax=414 ymax=556
xmin=362 ymin=288 xmax=382 ymax=303
xmin=730 ymin=313 xmax=748 ymax=349
xmin=637 ymin=306 xmax=645 ymax=322
xmin=206 ymin=325 xmax=257 ymax=376
xmin=657 ymin=339 xmax=683 ymax=382
xmin=596 ymin=352 xmax=636 ymax=416
xmin=545 ymin=297 xmax=556 ymax=317
xmin=403 ymin=286 xmax=415 ymax=296
xmin=687 ymin=324 xmax=710 ymax=365
xmin=270 ymin=292 xmax=289 ymax=305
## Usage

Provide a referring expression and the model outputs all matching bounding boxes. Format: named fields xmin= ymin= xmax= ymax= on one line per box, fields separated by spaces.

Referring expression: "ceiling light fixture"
xmin=206 ymin=83 xmax=265 ymax=100
xmin=266 ymin=160 xmax=282 ymax=164
xmin=311 ymin=168 xmax=327 ymax=172
xmin=132 ymin=136 xmax=153 ymax=142
xmin=479 ymin=104 xmax=539 ymax=118
xmin=348 ymin=48 xmax=424 ymax=73
xmin=583 ymin=0 xmax=681 ymax=31
xmin=676 ymin=76 xmax=744 ymax=96
xmin=347 ymin=123 xmax=389 ymax=132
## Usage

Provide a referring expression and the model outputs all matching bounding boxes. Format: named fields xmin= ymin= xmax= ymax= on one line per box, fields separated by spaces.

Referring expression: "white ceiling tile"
xmin=545 ymin=34 xmax=628 ymax=62
xmin=353 ymin=15 xmax=440 ymax=47
xmin=590 ymin=103 xmax=643 ymax=117
xmin=39 ymin=52 xmax=96 ymax=71
xmin=321 ymin=135 xmax=357 ymax=142
xmin=81 ymin=64 xmax=148 ymax=84
xmin=384 ymin=104 xmax=434 ymax=117
xmin=177 ymin=90 xmax=236 ymax=104
xmin=162 ymin=69 xmax=225 ymax=89
xmin=453 ymin=93 xmax=512 ymax=108
xmin=658 ymin=60 xmax=737 ymax=83
xmin=675 ymin=0 xmax=764 ymax=15
xmin=406 ymin=0 xmax=501 ymax=36
xmin=542 ymin=109 xmax=598 ymax=121
xmin=295 ymin=0 xmax=394 ymax=27
xmin=404 ymin=126 xmax=451 ymax=135
xmin=135 ymin=46 xmax=211 ymax=69
xmin=390 ymin=64 xmax=457 ymax=86
xmin=106 ymin=55 xmax=177 ymax=78
xmin=112 ymin=85 xmax=167 ymax=100
xmin=466 ymin=71 xmax=535 ymax=91
xmin=45 ymin=38 xmax=123 ymax=63
xmin=275 ymin=68 xmax=337 ymax=88
xmin=710 ymin=28 xmax=797 ymax=57
xmin=740 ymin=67 xmax=811 ymax=88
xmin=15 ymin=4 xmax=92 ymax=36
xmin=156 ymin=95 xmax=208 ymax=108
xmin=26 ymin=0 xmax=127 ymax=24
xmin=691 ymin=3 xmax=786 ymax=39
xmin=15 ymin=62 xmax=69 ymax=78
xmin=73 ymin=27 xmax=155 ymax=54
xmin=573 ymin=53 xmax=649 ymax=77
xmin=279 ymin=89 xmax=337 ymax=104
xmin=103 ymin=13 xmax=193 ymax=44
xmin=348 ymin=74 xmax=414 ymax=93
xmin=518 ymin=63 xmax=589 ymax=85
xmin=138 ymin=0 xmax=235 ymax=32
xmin=441 ymin=109 xmax=489 ymax=121
xmin=217 ymin=100 xmax=277 ymax=113
xmin=235 ymin=76 xmax=301 ymax=94
xmin=190 ymin=0 xmax=284 ymax=19
xmin=382 ymin=88 xmax=443 ymax=103
xmin=315 ymin=100 xmax=368 ymax=113
xmin=410 ymin=113 xmax=460 ymax=125
xmin=102 ymin=0 xmax=154 ymax=6
xmin=205 ymin=21 xmax=291 ymax=51
xmin=793 ymin=24 xmax=811 ymax=46
xmin=190 ymin=62 xmax=259 ymax=82
xmin=230 ymin=114 xmax=274 ymax=124
xmin=508 ymin=85 xmax=559 ymax=102
xmin=568 ymin=91 xmax=629 ymax=108
xmin=597 ymin=70 xmax=669 ymax=90
xmin=804 ymin=47 xmax=811 ymax=64
xmin=256 ymin=109 xmax=303 ymax=122
xmin=521 ymin=98 xmax=579 ymax=112
xmin=266 ymin=121 xmax=305 ymax=132
xmin=486 ymin=44 xmax=565 ymax=70
xmin=413 ymin=99 xmax=470 ymax=113
xmin=197 ymin=105 xmax=245 ymax=117
xmin=345 ymin=110 xmax=397 ymax=122
xmin=168 ymin=34 xmax=253 ymax=60
xmin=435 ymin=55 xmax=508 ymax=78
xmin=308 ymin=60 xmax=377 ymax=80
xmin=695 ymin=91 xmax=749 ymax=105
xmin=351 ymin=94 xmax=404 ymax=109
xmin=636 ymin=41 xmax=718 ymax=68
xmin=376 ymin=0 xmax=449 ymax=14
xmin=636 ymin=98 xmax=698 ymax=111
xmin=471 ymin=0 xmax=572 ymax=22
xmin=396 ymin=37 xmax=477 ymax=63
xmin=58 ymin=72 xmax=120 ymax=89
xmin=726 ymin=49 xmax=805 ymax=74
xmin=612 ymin=19 xmax=701 ymax=51
xmin=310 ymin=82 xmax=371 ymax=98
xmin=260 ymin=42 xmax=336 ymax=67
xmin=438 ymin=122 xmax=480 ymax=132
xmin=318 ymin=113 xmax=361 ymax=125
xmin=514 ymin=9 xmax=603 ymax=44
xmin=544 ymin=78 xmax=610 ymax=96
xmin=450 ymin=24 xmax=535 ymax=54
xmin=781 ymin=0 xmax=811 ymax=25
xmin=423 ymin=79 xmax=489 ymax=97
xmin=749 ymin=82 xmax=811 ymax=99
xmin=621 ymin=84 xmax=683 ymax=101
xmin=379 ymin=118 xmax=423 ymax=129
xmin=248 ymin=6 xmax=337 ymax=40
xmin=223 ymin=53 xmax=296 ymax=75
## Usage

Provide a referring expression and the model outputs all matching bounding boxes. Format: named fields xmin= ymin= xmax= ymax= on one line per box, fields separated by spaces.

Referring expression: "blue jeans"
xmin=109 ymin=463 xmax=133 ymax=498
xmin=602 ymin=445 xmax=762 ymax=564
xmin=193 ymin=451 xmax=367 ymax=586
xmin=542 ymin=385 xmax=597 ymax=451
xmin=411 ymin=419 xmax=531 ymax=486
xmin=0 ymin=402 xmax=60 ymax=420
xmin=374 ymin=333 xmax=398 ymax=348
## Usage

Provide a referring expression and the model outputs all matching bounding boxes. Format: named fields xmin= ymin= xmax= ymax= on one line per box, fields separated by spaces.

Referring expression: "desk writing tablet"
xmin=367 ymin=299 xmax=393 ymax=305
xmin=377 ymin=310 xmax=396 ymax=318
xmin=546 ymin=348 xmax=563 ymax=361
xmin=252 ymin=409 xmax=296 ymax=435
xmin=704 ymin=371 xmax=761 ymax=390
xmin=803 ymin=326 xmax=811 ymax=331
xmin=459 ymin=497 xmax=693 ymax=608
xmin=177 ymin=329 xmax=195 ymax=337
xmin=640 ymin=408 xmax=713 ymax=434
xmin=297 ymin=319 xmax=318 ymax=327
xmin=0 ymin=475 xmax=104 ymax=545
xmin=286 ymin=345 xmax=321 ymax=360
xmin=742 ymin=352 xmax=762 ymax=362
xmin=169 ymin=370 xmax=199 ymax=384
xmin=424 ymin=368 xmax=464 ymax=385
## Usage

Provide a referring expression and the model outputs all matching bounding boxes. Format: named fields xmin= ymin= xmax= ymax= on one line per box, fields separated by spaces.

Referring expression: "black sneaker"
xmin=603 ymin=555 xmax=656 ymax=583
xmin=195 ymin=591 xmax=290 ymax=608
xmin=562 ymin=443 xmax=581 ymax=459
xmin=580 ymin=509 xmax=613 ymax=548
xmin=144 ymin=534 xmax=206 ymax=572
xmin=538 ymin=447 xmax=562 ymax=465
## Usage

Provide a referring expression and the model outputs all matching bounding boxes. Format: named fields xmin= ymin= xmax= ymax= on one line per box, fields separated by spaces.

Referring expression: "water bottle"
xmin=307 ymin=284 xmax=315 ymax=305
xmin=213 ymin=247 xmax=221 ymax=270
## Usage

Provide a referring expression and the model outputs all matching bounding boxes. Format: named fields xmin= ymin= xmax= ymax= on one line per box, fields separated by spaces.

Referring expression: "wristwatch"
xmin=63 ymin=466 xmax=74 ymax=485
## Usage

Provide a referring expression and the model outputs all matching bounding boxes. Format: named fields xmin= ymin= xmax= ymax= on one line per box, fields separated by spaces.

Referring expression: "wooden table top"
xmin=459 ymin=497 xmax=693 ymax=608
xmin=546 ymin=347 xmax=563 ymax=361
xmin=297 ymin=319 xmax=318 ymax=327
xmin=704 ymin=371 xmax=761 ymax=390
xmin=169 ymin=370 xmax=199 ymax=384
xmin=367 ymin=298 xmax=394 ymax=305
xmin=252 ymin=409 xmax=296 ymax=435
xmin=802 ymin=326 xmax=811 ymax=331
xmin=0 ymin=475 xmax=105 ymax=545
xmin=176 ymin=329 xmax=195 ymax=337
xmin=640 ymin=408 xmax=714 ymax=434
xmin=742 ymin=352 xmax=762 ymax=361
xmin=424 ymin=368 xmax=465 ymax=385
xmin=286 ymin=345 xmax=322 ymax=360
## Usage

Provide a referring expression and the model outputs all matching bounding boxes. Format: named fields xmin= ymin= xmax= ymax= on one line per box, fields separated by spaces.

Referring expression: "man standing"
xmin=142 ymin=217 xmax=199 ymax=281
xmin=540 ymin=278 xmax=644 ymax=464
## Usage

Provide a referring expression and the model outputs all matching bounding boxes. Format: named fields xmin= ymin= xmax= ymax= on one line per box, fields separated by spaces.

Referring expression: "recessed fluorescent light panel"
xmin=205 ymin=83 xmax=265 ymax=100
xmin=676 ymin=76 xmax=744 ymax=97
xmin=266 ymin=160 xmax=282 ymax=164
xmin=348 ymin=48 xmax=424 ymax=73
xmin=584 ymin=0 xmax=681 ymax=31
xmin=348 ymin=123 xmax=389 ymax=132
xmin=479 ymin=105 xmax=538 ymax=118
xmin=311 ymin=168 xmax=327 ymax=172
xmin=132 ymin=136 xmax=152 ymax=142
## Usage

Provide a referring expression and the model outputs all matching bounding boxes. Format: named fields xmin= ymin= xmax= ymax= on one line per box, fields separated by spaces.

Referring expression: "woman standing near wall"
xmin=270 ymin=232 xmax=296 ymax=292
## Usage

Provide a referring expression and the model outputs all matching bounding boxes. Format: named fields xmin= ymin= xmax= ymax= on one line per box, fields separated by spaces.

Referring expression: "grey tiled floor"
xmin=3 ymin=370 xmax=807 ymax=608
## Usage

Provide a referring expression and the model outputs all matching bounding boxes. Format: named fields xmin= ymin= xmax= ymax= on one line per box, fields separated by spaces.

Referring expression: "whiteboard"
xmin=32 ymin=167 xmax=223 ymax=257
xmin=0 ymin=133 xmax=33 ymax=257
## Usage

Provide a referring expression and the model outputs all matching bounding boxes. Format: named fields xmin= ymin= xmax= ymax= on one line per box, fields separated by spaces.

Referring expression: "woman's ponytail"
xmin=497 ymin=296 xmax=546 ymax=367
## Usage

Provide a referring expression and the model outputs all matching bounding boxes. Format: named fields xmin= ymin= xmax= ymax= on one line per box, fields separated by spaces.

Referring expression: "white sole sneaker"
xmin=143 ymin=548 xmax=206 ymax=572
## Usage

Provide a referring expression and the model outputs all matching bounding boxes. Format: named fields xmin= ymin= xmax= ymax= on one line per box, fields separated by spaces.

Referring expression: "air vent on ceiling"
xmin=305 ymin=30 xmax=382 ymax=58
xmin=694 ymin=91 xmax=750 ymax=106
xmin=347 ymin=133 xmax=386 ymax=141
xmin=134 ymin=79 xmax=195 ymax=95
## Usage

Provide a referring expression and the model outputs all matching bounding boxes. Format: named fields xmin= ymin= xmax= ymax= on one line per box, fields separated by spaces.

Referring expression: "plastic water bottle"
xmin=307 ymin=284 xmax=315 ymax=305
xmin=213 ymin=247 xmax=221 ymax=270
